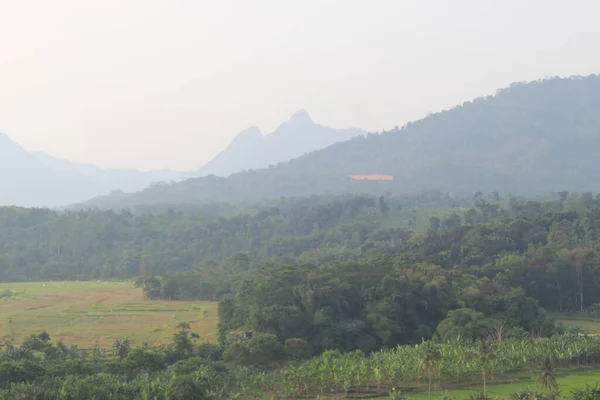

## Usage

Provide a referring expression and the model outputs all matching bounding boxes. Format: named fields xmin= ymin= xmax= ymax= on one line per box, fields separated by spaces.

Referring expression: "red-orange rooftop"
xmin=350 ymin=175 xmax=394 ymax=181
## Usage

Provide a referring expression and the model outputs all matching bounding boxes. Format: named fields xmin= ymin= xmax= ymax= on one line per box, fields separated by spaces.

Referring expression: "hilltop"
xmin=76 ymin=75 xmax=600 ymax=209
xmin=198 ymin=109 xmax=365 ymax=177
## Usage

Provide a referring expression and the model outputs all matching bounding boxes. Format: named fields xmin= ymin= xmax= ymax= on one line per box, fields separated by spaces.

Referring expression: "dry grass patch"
xmin=0 ymin=281 xmax=218 ymax=348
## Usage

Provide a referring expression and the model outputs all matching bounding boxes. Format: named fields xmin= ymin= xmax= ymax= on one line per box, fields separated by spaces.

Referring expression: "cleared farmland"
xmin=0 ymin=281 xmax=218 ymax=348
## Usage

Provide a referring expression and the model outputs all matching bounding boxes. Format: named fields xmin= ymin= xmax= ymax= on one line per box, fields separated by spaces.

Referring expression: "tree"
xmin=558 ymin=191 xmax=569 ymax=203
xmin=536 ymin=357 xmax=558 ymax=397
xmin=473 ymin=339 xmax=493 ymax=394
xmin=488 ymin=319 xmax=508 ymax=344
xmin=222 ymin=342 xmax=251 ymax=367
xmin=436 ymin=308 xmax=490 ymax=342
xmin=442 ymin=213 xmax=461 ymax=230
xmin=172 ymin=322 xmax=199 ymax=357
xmin=112 ymin=337 xmax=132 ymax=359
xmin=246 ymin=333 xmax=285 ymax=368
xmin=419 ymin=341 xmax=441 ymax=400
xmin=284 ymin=338 xmax=311 ymax=360
xmin=428 ymin=217 xmax=441 ymax=233
xmin=379 ymin=196 xmax=390 ymax=213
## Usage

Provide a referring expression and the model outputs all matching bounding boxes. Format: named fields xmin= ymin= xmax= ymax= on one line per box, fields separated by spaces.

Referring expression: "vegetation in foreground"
xmin=4 ymin=329 xmax=600 ymax=399
xmin=408 ymin=368 xmax=600 ymax=400
xmin=0 ymin=282 xmax=218 ymax=348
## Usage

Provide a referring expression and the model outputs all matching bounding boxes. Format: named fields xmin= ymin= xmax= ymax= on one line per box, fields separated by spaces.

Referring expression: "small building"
xmin=350 ymin=174 xmax=394 ymax=182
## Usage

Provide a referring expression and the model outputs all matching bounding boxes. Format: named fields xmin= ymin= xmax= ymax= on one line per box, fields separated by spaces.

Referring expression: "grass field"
xmin=0 ymin=281 xmax=218 ymax=348
xmin=405 ymin=368 xmax=600 ymax=400
xmin=553 ymin=313 xmax=600 ymax=333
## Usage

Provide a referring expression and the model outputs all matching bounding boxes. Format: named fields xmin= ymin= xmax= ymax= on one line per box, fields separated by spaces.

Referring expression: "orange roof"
xmin=350 ymin=174 xmax=394 ymax=181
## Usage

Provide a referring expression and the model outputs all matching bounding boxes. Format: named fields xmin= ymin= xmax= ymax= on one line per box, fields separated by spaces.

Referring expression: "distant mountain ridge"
xmin=75 ymin=75 xmax=600 ymax=210
xmin=197 ymin=109 xmax=366 ymax=176
xmin=1 ymin=110 xmax=364 ymax=207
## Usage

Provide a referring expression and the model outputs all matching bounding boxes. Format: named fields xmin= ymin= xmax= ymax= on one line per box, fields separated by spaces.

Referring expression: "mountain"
xmin=1 ymin=111 xmax=364 ymax=207
xmin=0 ymin=134 xmax=190 ymax=207
xmin=32 ymin=152 xmax=191 ymax=194
xmin=75 ymin=75 xmax=600 ymax=210
xmin=0 ymin=133 xmax=103 ymax=207
xmin=197 ymin=109 xmax=366 ymax=176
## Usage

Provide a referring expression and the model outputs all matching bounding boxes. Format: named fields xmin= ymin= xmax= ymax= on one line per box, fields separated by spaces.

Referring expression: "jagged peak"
xmin=288 ymin=109 xmax=313 ymax=125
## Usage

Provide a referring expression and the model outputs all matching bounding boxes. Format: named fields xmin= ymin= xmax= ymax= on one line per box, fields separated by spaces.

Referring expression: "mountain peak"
xmin=289 ymin=109 xmax=313 ymax=125
xmin=232 ymin=126 xmax=263 ymax=143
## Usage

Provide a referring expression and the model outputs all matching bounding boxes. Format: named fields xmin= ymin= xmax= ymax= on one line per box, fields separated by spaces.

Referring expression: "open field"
xmin=0 ymin=281 xmax=218 ymax=348
xmin=405 ymin=368 xmax=600 ymax=400
xmin=553 ymin=313 xmax=600 ymax=333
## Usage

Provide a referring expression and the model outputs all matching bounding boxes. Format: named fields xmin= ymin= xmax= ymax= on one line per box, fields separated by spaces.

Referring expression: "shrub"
xmin=284 ymin=338 xmax=310 ymax=360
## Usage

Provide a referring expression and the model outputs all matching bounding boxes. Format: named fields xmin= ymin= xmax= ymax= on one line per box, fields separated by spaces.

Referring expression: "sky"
xmin=2 ymin=0 xmax=600 ymax=171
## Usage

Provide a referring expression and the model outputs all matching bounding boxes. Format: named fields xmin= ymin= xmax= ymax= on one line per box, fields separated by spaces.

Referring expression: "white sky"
xmin=1 ymin=0 xmax=600 ymax=171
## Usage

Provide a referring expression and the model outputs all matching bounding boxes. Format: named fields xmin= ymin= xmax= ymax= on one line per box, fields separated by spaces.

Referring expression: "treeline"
xmin=2 ymin=189 xmax=595 ymax=284
xmin=147 ymin=192 xmax=600 ymax=312
xmin=0 ymin=195 xmax=399 ymax=281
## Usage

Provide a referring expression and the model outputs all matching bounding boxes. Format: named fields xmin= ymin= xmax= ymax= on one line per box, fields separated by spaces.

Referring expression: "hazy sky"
xmin=2 ymin=0 xmax=600 ymax=171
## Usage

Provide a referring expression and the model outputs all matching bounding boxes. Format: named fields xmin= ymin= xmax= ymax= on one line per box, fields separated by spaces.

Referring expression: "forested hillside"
xmin=77 ymin=75 xmax=600 ymax=209
xmin=0 ymin=194 xmax=451 ymax=281
xmin=4 ymin=191 xmax=600 ymax=315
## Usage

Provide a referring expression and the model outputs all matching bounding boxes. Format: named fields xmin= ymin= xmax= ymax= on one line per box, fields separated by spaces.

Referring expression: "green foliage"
xmin=112 ymin=337 xmax=132 ymax=359
xmin=571 ymin=384 xmax=600 ymax=400
xmin=469 ymin=391 xmax=493 ymax=400
xmin=537 ymin=357 xmax=558 ymax=393
xmin=283 ymin=338 xmax=310 ymax=360
xmin=222 ymin=343 xmax=251 ymax=367
xmin=0 ymin=289 xmax=16 ymax=299
xmin=436 ymin=308 xmax=491 ymax=342
xmin=510 ymin=387 xmax=546 ymax=400
xmin=389 ymin=387 xmax=408 ymax=400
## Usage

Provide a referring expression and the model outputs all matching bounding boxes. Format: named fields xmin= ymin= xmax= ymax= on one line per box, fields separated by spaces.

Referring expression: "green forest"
xmin=5 ymin=191 xmax=600 ymax=397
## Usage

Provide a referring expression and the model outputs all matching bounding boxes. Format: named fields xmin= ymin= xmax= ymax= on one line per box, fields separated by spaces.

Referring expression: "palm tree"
xmin=473 ymin=339 xmax=493 ymax=394
xmin=536 ymin=357 xmax=559 ymax=396
xmin=419 ymin=341 xmax=441 ymax=400
xmin=113 ymin=336 xmax=133 ymax=359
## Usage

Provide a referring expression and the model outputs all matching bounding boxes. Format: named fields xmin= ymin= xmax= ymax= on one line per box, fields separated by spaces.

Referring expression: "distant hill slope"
xmin=0 ymin=133 xmax=101 ymax=207
xmin=2 ymin=111 xmax=364 ymax=207
xmin=197 ymin=109 xmax=366 ymax=176
xmin=0 ymin=134 xmax=189 ymax=207
xmin=32 ymin=152 xmax=191 ymax=194
xmin=75 ymin=75 xmax=600 ymax=210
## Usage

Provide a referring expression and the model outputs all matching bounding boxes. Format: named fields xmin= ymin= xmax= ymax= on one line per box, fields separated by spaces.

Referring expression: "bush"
xmin=246 ymin=333 xmax=284 ymax=368
xmin=510 ymin=387 xmax=548 ymax=400
xmin=284 ymin=338 xmax=310 ymax=360
xmin=571 ymin=384 xmax=600 ymax=400
xmin=197 ymin=343 xmax=222 ymax=361
xmin=0 ymin=289 xmax=16 ymax=299
xmin=587 ymin=303 xmax=600 ymax=319
xmin=469 ymin=391 xmax=492 ymax=400
xmin=389 ymin=387 xmax=407 ymax=400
